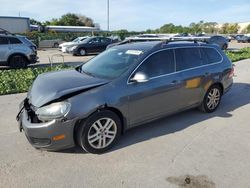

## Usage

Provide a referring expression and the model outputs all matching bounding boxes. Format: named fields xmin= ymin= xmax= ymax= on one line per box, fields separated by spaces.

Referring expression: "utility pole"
xmin=107 ymin=0 xmax=110 ymax=31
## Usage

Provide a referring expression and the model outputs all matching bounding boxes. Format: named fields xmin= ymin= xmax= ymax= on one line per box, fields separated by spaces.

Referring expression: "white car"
xmin=59 ymin=37 xmax=88 ymax=53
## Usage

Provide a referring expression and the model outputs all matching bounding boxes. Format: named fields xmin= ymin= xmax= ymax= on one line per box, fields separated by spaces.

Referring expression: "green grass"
xmin=226 ymin=47 xmax=250 ymax=62
xmin=0 ymin=65 xmax=73 ymax=95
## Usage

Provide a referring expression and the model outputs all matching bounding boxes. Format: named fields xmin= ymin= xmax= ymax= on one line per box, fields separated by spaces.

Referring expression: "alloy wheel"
xmin=206 ymin=88 xmax=221 ymax=110
xmin=87 ymin=118 xmax=117 ymax=149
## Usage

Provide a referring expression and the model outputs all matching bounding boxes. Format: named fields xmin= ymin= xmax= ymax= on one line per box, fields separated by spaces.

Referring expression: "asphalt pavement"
xmin=0 ymin=59 xmax=250 ymax=188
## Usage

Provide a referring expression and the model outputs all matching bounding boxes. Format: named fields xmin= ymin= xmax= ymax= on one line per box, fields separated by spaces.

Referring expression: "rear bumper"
xmin=18 ymin=110 xmax=77 ymax=151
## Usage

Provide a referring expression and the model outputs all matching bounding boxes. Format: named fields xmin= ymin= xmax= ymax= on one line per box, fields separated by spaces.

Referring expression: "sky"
xmin=0 ymin=0 xmax=249 ymax=31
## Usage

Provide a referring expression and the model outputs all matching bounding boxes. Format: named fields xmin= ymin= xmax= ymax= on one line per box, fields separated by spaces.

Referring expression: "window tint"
xmin=201 ymin=48 xmax=222 ymax=64
xmin=9 ymin=37 xmax=22 ymax=44
xmin=175 ymin=48 xmax=202 ymax=71
xmin=136 ymin=50 xmax=175 ymax=78
xmin=100 ymin=38 xmax=111 ymax=43
xmin=0 ymin=37 xmax=9 ymax=45
xmin=90 ymin=38 xmax=100 ymax=43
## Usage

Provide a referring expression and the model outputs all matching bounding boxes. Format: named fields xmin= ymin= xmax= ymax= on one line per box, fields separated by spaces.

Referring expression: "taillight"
xmin=228 ymin=66 xmax=234 ymax=78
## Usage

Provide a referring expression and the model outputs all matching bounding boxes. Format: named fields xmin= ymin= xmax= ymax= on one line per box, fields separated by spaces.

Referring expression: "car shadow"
xmin=60 ymin=82 xmax=250 ymax=154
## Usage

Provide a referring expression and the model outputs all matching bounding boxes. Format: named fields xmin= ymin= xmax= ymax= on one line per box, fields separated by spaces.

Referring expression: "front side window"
xmin=9 ymin=37 xmax=22 ymax=44
xmin=175 ymin=48 xmax=202 ymax=71
xmin=0 ymin=37 xmax=9 ymax=45
xmin=136 ymin=50 xmax=175 ymax=78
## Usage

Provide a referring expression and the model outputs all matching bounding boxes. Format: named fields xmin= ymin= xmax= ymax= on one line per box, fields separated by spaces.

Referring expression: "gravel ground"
xmin=0 ymin=59 xmax=250 ymax=188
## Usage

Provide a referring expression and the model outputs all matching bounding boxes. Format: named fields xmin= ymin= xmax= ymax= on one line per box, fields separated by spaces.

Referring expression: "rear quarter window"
xmin=201 ymin=48 xmax=222 ymax=64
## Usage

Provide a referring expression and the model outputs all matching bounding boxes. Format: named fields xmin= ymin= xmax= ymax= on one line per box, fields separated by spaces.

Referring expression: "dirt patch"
xmin=166 ymin=175 xmax=216 ymax=188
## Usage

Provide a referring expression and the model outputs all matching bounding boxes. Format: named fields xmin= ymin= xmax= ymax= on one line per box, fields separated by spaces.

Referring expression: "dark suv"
xmin=17 ymin=41 xmax=233 ymax=154
xmin=0 ymin=34 xmax=37 ymax=68
xmin=68 ymin=36 xmax=113 ymax=56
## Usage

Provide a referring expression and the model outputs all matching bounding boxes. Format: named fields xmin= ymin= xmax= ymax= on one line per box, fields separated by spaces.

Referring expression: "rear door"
xmin=86 ymin=37 xmax=100 ymax=53
xmin=174 ymin=47 xmax=206 ymax=107
xmin=0 ymin=36 xmax=10 ymax=63
xmin=99 ymin=38 xmax=112 ymax=52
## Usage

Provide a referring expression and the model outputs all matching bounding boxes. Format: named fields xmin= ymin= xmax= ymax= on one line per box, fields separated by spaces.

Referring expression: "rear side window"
xmin=100 ymin=38 xmax=111 ymax=43
xmin=201 ymin=48 xmax=222 ymax=64
xmin=0 ymin=37 xmax=9 ymax=45
xmin=175 ymin=48 xmax=203 ymax=71
xmin=137 ymin=49 xmax=175 ymax=78
xmin=9 ymin=37 xmax=22 ymax=44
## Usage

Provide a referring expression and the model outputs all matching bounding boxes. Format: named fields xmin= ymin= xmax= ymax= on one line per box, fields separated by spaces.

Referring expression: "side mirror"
xmin=130 ymin=72 xmax=149 ymax=83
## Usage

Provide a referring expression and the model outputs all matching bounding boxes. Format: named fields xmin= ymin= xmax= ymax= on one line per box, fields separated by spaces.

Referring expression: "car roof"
xmin=112 ymin=40 xmax=219 ymax=53
xmin=112 ymin=41 xmax=162 ymax=52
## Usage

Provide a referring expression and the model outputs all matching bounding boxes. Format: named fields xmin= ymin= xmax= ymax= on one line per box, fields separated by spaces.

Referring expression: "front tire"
xmin=9 ymin=55 xmax=28 ymax=69
xmin=77 ymin=110 xmax=122 ymax=154
xmin=199 ymin=85 xmax=222 ymax=113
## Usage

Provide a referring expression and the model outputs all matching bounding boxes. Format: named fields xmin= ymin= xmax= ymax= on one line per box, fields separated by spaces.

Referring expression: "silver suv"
xmin=0 ymin=34 xmax=37 ymax=68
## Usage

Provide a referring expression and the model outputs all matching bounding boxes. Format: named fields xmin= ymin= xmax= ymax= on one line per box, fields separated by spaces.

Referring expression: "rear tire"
xmin=53 ymin=43 xmax=59 ymax=48
xmin=77 ymin=110 xmax=122 ymax=154
xmin=78 ymin=48 xmax=86 ymax=56
xmin=9 ymin=55 xmax=28 ymax=69
xmin=199 ymin=85 xmax=222 ymax=113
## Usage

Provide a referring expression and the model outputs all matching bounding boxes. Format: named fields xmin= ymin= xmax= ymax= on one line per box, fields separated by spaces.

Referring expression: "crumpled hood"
xmin=28 ymin=69 xmax=109 ymax=107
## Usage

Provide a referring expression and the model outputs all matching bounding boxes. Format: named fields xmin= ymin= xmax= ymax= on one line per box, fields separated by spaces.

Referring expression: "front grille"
xmin=23 ymin=98 xmax=41 ymax=123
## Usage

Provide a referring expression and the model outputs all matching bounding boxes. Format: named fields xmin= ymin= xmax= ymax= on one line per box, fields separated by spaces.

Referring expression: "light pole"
xmin=107 ymin=0 xmax=110 ymax=31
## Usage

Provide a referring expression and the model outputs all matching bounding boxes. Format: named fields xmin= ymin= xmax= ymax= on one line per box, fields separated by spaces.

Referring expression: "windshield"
xmin=80 ymin=48 xmax=143 ymax=79
xmin=72 ymin=37 xmax=80 ymax=42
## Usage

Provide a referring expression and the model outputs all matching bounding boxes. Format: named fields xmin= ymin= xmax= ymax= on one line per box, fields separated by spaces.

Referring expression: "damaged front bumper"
xmin=16 ymin=100 xmax=77 ymax=151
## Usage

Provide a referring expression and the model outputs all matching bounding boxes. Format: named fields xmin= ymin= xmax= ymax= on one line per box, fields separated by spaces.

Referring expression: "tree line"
xmin=31 ymin=14 xmax=250 ymax=35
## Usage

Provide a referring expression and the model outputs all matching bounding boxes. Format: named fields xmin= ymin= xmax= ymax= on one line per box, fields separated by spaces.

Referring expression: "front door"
xmin=127 ymin=49 xmax=184 ymax=126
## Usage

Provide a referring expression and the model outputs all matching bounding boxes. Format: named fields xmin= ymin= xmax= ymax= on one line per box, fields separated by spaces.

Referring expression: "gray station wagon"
xmin=17 ymin=40 xmax=234 ymax=154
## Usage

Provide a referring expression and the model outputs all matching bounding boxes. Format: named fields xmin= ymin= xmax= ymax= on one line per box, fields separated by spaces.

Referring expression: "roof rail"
xmin=165 ymin=37 xmax=209 ymax=44
xmin=0 ymin=28 xmax=15 ymax=35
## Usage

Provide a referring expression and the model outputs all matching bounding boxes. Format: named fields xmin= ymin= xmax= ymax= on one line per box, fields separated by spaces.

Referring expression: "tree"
xmin=44 ymin=13 xmax=94 ymax=27
xmin=220 ymin=23 xmax=239 ymax=34
xmin=246 ymin=24 xmax=250 ymax=33
xmin=203 ymin=22 xmax=218 ymax=34
xmin=30 ymin=18 xmax=42 ymax=25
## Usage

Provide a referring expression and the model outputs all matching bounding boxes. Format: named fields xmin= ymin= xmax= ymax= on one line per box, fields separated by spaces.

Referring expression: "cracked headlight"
xmin=36 ymin=102 xmax=71 ymax=121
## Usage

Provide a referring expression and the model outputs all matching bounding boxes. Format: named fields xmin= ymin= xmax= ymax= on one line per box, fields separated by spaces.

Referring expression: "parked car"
xmin=235 ymin=34 xmax=244 ymax=41
xmin=39 ymin=39 xmax=63 ymax=48
xmin=207 ymin=35 xmax=229 ymax=50
xmin=0 ymin=33 xmax=37 ymax=68
xmin=17 ymin=40 xmax=233 ymax=154
xmin=59 ymin=37 xmax=88 ymax=52
xmin=68 ymin=36 xmax=114 ymax=56
xmin=237 ymin=35 xmax=250 ymax=43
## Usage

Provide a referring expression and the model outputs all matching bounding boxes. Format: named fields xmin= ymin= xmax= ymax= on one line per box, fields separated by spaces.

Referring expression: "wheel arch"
xmin=7 ymin=53 xmax=29 ymax=65
xmin=73 ymin=105 xmax=127 ymax=146
xmin=211 ymin=82 xmax=224 ymax=95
